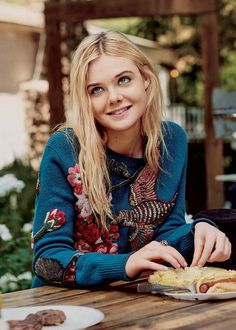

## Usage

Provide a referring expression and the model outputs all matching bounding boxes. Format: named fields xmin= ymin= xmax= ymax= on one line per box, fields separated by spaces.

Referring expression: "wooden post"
xmin=200 ymin=11 xmax=224 ymax=208
xmin=44 ymin=16 xmax=65 ymax=130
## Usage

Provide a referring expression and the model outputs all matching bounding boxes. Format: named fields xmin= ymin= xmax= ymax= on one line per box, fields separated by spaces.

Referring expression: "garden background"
xmin=1 ymin=0 xmax=236 ymax=293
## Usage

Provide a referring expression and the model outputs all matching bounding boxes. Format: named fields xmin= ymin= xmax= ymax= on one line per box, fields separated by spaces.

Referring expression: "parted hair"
xmin=68 ymin=30 xmax=165 ymax=227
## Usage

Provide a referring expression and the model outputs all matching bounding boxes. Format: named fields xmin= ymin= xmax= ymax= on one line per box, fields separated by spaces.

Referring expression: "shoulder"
xmin=47 ymin=128 xmax=77 ymax=147
xmin=160 ymin=121 xmax=188 ymax=160
xmin=161 ymin=121 xmax=188 ymax=145
xmin=44 ymin=128 xmax=80 ymax=162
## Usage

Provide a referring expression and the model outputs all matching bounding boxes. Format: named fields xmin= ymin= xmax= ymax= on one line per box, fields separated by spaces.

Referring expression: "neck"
xmin=107 ymin=131 xmax=143 ymax=158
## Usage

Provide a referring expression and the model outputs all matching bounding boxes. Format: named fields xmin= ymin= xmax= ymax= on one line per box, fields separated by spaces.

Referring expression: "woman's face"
xmin=86 ymin=54 xmax=150 ymax=136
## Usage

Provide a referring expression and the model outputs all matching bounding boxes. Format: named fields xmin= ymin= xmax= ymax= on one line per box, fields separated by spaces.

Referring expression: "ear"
xmin=144 ymin=76 xmax=150 ymax=90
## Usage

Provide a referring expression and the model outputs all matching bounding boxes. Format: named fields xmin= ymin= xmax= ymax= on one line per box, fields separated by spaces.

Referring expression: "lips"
xmin=107 ymin=105 xmax=132 ymax=116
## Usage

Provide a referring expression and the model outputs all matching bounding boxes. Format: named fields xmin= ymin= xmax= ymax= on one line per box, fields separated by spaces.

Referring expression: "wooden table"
xmin=3 ymin=278 xmax=236 ymax=329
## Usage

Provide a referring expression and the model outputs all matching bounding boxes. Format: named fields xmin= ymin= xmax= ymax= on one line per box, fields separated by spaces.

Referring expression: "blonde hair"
xmin=68 ymin=30 xmax=165 ymax=227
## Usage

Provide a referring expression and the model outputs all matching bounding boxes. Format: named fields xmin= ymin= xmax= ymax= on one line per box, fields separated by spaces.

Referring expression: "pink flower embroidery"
xmin=67 ymin=165 xmax=92 ymax=216
xmin=68 ymin=164 xmax=83 ymax=195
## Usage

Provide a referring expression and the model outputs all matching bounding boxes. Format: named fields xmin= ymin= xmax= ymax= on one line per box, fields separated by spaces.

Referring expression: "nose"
xmin=108 ymin=87 xmax=123 ymax=104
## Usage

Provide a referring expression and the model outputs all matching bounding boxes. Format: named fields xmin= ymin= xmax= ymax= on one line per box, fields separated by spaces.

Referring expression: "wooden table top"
xmin=3 ymin=278 xmax=236 ymax=329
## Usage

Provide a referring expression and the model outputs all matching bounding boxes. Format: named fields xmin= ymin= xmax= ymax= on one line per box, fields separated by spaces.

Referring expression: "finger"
xmin=157 ymin=252 xmax=183 ymax=269
xmin=145 ymin=261 xmax=169 ymax=272
xmin=190 ymin=233 xmax=204 ymax=266
xmin=148 ymin=242 xmax=187 ymax=267
xmin=207 ymin=233 xmax=226 ymax=261
xmin=208 ymin=237 xmax=231 ymax=262
xmin=164 ymin=246 xmax=188 ymax=267
xmin=227 ymin=240 xmax=232 ymax=259
xmin=197 ymin=238 xmax=215 ymax=266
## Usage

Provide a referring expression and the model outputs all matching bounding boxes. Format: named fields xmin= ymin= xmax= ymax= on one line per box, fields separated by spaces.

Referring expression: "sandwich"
xmin=148 ymin=266 xmax=236 ymax=293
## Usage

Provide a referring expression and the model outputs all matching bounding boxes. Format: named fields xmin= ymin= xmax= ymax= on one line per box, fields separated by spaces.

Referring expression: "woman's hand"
xmin=191 ymin=222 xmax=232 ymax=267
xmin=125 ymin=241 xmax=187 ymax=279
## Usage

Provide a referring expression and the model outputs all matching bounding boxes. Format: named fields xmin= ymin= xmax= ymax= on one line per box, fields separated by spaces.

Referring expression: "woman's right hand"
xmin=125 ymin=241 xmax=188 ymax=279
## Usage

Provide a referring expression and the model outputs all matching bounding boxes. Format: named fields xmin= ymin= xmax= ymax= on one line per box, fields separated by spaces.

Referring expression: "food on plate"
xmin=7 ymin=308 xmax=66 ymax=329
xmin=196 ymin=272 xmax=236 ymax=293
xmin=7 ymin=318 xmax=43 ymax=330
xmin=149 ymin=266 xmax=236 ymax=293
xmin=34 ymin=309 xmax=66 ymax=325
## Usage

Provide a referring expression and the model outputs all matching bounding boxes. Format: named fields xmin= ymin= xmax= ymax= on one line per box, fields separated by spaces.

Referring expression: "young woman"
xmin=32 ymin=30 xmax=231 ymax=287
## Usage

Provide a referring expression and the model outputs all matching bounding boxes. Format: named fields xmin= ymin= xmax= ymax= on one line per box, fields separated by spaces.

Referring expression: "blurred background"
xmin=0 ymin=0 xmax=236 ymax=292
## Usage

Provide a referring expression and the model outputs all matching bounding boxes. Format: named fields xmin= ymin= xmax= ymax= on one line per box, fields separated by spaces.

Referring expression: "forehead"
xmin=87 ymin=54 xmax=139 ymax=83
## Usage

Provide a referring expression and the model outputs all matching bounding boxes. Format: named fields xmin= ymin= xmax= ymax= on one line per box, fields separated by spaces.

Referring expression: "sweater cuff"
xmin=75 ymin=252 xmax=132 ymax=286
xmin=192 ymin=217 xmax=219 ymax=229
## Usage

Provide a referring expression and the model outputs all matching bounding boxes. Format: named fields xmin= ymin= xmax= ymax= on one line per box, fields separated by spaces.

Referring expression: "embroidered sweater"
xmin=32 ymin=121 xmax=214 ymax=288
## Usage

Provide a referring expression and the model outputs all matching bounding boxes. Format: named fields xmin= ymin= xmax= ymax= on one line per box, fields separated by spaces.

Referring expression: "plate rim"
xmin=2 ymin=304 xmax=104 ymax=328
xmin=163 ymin=291 xmax=236 ymax=301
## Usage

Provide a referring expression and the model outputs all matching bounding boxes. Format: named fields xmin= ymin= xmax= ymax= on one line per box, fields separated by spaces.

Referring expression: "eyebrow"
xmin=87 ymin=70 xmax=134 ymax=89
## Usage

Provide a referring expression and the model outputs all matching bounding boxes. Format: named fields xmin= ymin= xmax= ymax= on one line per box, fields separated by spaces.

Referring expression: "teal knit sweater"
xmin=32 ymin=121 xmax=213 ymax=288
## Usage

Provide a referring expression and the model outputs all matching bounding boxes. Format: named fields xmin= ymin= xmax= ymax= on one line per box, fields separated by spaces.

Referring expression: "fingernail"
xmin=162 ymin=266 xmax=168 ymax=271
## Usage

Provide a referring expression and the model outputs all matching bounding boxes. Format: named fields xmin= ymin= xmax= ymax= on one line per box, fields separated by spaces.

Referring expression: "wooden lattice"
xmin=20 ymin=80 xmax=50 ymax=170
xmin=40 ymin=0 xmax=224 ymax=208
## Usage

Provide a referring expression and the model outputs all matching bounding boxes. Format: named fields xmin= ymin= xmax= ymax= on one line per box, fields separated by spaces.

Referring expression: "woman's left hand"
xmin=190 ymin=222 xmax=231 ymax=267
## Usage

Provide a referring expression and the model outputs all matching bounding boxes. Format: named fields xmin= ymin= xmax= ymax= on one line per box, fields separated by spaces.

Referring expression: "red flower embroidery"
xmin=32 ymin=209 xmax=66 ymax=245
xmin=74 ymin=216 xmax=119 ymax=254
xmin=45 ymin=209 xmax=66 ymax=230
xmin=67 ymin=164 xmax=119 ymax=254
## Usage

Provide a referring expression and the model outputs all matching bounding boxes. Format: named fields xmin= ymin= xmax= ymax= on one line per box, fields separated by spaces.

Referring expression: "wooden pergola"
xmin=44 ymin=0 xmax=223 ymax=209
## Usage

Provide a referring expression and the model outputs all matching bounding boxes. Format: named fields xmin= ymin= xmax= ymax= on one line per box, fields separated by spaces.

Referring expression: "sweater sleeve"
xmin=154 ymin=122 xmax=216 ymax=261
xmin=32 ymin=131 xmax=131 ymax=288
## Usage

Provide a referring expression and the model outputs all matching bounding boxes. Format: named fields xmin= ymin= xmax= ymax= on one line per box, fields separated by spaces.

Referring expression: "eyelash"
xmin=118 ymin=76 xmax=131 ymax=85
xmin=90 ymin=86 xmax=103 ymax=95
xmin=90 ymin=76 xmax=131 ymax=95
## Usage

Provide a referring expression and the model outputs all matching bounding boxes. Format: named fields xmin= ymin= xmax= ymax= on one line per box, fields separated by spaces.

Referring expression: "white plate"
xmin=2 ymin=305 xmax=104 ymax=329
xmin=163 ymin=291 xmax=236 ymax=301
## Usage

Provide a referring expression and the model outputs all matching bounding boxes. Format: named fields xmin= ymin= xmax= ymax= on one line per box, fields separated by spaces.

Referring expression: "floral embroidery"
xmin=62 ymin=257 xmax=77 ymax=286
xmin=67 ymin=164 xmax=119 ymax=254
xmin=73 ymin=214 xmax=119 ymax=254
xmin=33 ymin=208 xmax=66 ymax=244
xmin=68 ymin=164 xmax=91 ymax=217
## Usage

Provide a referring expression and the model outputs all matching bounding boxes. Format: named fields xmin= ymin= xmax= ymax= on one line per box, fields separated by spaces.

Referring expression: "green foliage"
xmin=220 ymin=51 xmax=236 ymax=91
xmin=96 ymin=0 xmax=236 ymax=106
xmin=0 ymin=159 xmax=38 ymax=292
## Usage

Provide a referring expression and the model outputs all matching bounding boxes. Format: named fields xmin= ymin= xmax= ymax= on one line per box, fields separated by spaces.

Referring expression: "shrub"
xmin=0 ymin=160 xmax=38 ymax=292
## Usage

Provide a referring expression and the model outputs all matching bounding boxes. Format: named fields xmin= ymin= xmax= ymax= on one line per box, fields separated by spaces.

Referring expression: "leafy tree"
xmin=98 ymin=0 xmax=236 ymax=106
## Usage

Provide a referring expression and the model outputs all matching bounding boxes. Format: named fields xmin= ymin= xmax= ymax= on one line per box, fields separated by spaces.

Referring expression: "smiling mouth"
xmin=107 ymin=105 xmax=132 ymax=116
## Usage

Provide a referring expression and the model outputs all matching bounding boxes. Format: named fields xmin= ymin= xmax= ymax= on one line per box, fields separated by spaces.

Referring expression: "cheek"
xmin=91 ymin=97 xmax=106 ymax=115
xmin=136 ymin=87 xmax=148 ymax=107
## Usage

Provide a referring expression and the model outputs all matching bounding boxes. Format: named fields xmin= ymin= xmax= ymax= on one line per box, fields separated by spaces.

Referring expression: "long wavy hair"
xmin=68 ymin=30 xmax=165 ymax=227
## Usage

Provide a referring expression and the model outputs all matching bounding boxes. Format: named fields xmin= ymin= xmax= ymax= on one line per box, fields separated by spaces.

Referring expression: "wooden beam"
xmin=45 ymin=0 xmax=217 ymax=23
xmin=44 ymin=19 xmax=65 ymax=130
xmin=200 ymin=10 xmax=224 ymax=208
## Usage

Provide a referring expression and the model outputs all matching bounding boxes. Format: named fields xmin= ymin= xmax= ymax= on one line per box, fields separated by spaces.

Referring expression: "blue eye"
xmin=119 ymin=76 xmax=130 ymax=85
xmin=91 ymin=86 xmax=103 ymax=95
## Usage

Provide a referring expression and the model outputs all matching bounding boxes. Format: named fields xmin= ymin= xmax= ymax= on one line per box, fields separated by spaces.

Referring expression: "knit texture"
xmin=32 ymin=121 xmax=214 ymax=288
